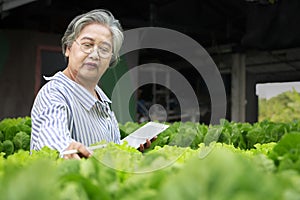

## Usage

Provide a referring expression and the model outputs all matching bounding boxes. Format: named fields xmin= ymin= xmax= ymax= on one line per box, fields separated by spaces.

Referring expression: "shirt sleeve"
xmin=30 ymin=89 xmax=73 ymax=153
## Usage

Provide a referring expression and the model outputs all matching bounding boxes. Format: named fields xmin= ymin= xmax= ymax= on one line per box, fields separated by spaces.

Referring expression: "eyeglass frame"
xmin=74 ymin=40 xmax=113 ymax=59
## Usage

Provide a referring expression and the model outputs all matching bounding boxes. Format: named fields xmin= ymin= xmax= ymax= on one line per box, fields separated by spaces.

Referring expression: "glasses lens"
xmin=97 ymin=46 xmax=112 ymax=58
xmin=76 ymin=40 xmax=112 ymax=58
xmin=81 ymin=47 xmax=91 ymax=54
xmin=77 ymin=42 xmax=93 ymax=54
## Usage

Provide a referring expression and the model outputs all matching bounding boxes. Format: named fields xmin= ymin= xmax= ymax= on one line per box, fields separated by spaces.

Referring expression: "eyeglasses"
xmin=74 ymin=40 xmax=113 ymax=59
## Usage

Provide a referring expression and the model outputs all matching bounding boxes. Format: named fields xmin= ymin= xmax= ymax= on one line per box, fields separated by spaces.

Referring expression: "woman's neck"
xmin=63 ymin=68 xmax=98 ymax=97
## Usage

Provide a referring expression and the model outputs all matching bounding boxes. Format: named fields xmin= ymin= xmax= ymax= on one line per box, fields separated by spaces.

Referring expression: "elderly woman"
xmin=30 ymin=9 xmax=150 ymax=159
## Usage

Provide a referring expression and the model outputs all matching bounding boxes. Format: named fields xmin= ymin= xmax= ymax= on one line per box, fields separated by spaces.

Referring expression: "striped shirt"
xmin=30 ymin=71 xmax=120 ymax=153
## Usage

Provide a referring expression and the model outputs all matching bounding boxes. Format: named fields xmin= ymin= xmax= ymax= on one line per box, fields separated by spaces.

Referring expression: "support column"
xmin=246 ymin=72 xmax=258 ymax=123
xmin=231 ymin=53 xmax=246 ymax=122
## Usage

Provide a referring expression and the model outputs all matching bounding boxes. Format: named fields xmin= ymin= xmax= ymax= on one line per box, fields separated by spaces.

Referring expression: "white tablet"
xmin=62 ymin=122 xmax=169 ymax=155
xmin=121 ymin=121 xmax=169 ymax=149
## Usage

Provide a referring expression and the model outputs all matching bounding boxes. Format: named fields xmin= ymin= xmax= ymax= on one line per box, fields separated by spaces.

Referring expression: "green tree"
xmin=259 ymin=89 xmax=300 ymax=122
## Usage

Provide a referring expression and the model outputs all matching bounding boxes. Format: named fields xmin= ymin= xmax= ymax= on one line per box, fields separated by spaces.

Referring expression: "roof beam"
xmin=0 ymin=0 xmax=37 ymax=12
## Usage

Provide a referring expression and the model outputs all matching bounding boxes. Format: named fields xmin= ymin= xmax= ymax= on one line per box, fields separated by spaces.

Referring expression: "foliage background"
xmin=259 ymin=89 xmax=300 ymax=122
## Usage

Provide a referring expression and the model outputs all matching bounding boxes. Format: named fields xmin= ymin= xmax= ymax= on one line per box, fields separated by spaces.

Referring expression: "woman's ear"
xmin=65 ymin=47 xmax=70 ymax=57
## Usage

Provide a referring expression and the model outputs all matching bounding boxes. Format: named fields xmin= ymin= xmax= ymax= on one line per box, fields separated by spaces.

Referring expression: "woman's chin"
xmin=78 ymin=70 xmax=99 ymax=81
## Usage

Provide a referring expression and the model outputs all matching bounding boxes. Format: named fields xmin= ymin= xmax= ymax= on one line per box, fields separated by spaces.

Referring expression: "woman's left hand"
xmin=138 ymin=136 xmax=157 ymax=152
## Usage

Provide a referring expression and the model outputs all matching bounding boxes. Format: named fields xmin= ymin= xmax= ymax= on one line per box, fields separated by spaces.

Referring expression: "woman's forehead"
xmin=78 ymin=23 xmax=112 ymax=42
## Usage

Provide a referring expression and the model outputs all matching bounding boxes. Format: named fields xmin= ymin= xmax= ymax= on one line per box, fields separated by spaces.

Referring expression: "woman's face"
xmin=65 ymin=23 xmax=113 ymax=85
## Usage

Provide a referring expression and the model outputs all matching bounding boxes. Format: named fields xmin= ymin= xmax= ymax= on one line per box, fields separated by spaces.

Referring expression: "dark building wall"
xmin=0 ymin=30 xmax=61 ymax=119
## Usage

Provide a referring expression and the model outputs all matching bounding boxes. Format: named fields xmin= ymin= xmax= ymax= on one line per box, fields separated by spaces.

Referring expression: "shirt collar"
xmin=45 ymin=72 xmax=112 ymax=110
xmin=95 ymin=85 xmax=112 ymax=103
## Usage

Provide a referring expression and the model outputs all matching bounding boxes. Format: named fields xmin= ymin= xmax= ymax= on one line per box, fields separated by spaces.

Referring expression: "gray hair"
xmin=61 ymin=9 xmax=124 ymax=66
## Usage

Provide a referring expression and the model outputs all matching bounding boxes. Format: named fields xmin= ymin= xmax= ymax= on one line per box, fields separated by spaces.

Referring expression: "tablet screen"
xmin=121 ymin=122 xmax=169 ymax=148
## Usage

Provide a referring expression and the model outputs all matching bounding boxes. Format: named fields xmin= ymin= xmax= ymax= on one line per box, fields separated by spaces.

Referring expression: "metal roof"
xmin=1 ymin=0 xmax=300 ymax=80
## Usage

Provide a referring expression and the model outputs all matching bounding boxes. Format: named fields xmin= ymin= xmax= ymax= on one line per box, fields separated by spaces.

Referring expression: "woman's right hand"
xmin=63 ymin=141 xmax=92 ymax=159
